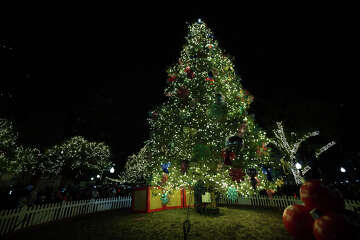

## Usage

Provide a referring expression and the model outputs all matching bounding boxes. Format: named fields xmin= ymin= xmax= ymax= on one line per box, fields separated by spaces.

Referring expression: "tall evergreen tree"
xmin=117 ymin=20 xmax=283 ymax=200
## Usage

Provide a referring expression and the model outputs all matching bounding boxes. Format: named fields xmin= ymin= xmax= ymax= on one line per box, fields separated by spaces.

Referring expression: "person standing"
xmin=56 ymin=186 xmax=67 ymax=202
xmin=91 ymin=186 xmax=99 ymax=199
xmin=28 ymin=186 xmax=38 ymax=206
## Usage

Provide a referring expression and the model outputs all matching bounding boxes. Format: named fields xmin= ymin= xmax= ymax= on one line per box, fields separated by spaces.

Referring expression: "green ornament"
xmin=227 ymin=186 xmax=238 ymax=201
xmin=190 ymin=128 xmax=197 ymax=136
xmin=145 ymin=175 xmax=153 ymax=185
xmin=184 ymin=127 xmax=197 ymax=136
xmin=160 ymin=193 xmax=169 ymax=205
xmin=208 ymin=102 xmax=227 ymax=121
xmin=192 ymin=144 xmax=211 ymax=162
xmin=183 ymin=127 xmax=190 ymax=134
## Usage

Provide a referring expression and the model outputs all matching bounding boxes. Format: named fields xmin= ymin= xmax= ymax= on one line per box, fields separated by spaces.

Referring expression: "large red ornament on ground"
xmin=282 ymin=204 xmax=314 ymax=239
xmin=300 ymin=180 xmax=344 ymax=213
xmin=313 ymin=213 xmax=355 ymax=240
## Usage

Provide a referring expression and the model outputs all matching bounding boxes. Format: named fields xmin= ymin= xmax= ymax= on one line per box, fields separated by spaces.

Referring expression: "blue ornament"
xmin=215 ymin=94 xmax=224 ymax=104
xmin=208 ymin=71 xmax=214 ymax=78
xmin=160 ymin=193 xmax=169 ymax=205
xmin=266 ymin=168 xmax=273 ymax=182
xmin=262 ymin=166 xmax=273 ymax=182
xmin=227 ymin=186 xmax=238 ymax=201
xmin=161 ymin=162 xmax=171 ymax=174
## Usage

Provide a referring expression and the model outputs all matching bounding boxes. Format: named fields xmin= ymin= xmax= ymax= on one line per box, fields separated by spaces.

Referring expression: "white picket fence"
xmin=0 ymin=195 xmax=132 ymax=237
xmin=216 ymin=195 xmax=360 ymax=213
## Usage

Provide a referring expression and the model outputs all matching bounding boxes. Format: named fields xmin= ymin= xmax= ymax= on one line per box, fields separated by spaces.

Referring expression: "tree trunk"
xmin=289 ymin=162 xmax=304 ymax=185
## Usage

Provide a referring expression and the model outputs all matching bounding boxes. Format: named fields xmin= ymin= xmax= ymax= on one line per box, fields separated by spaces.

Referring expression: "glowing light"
xmin=340 ymin=167 xmax=346 ymax=173
xmin=197 ymin=18 xmax=202 ymax=23
xmin=91 ymin=177 xmax=94 ymax=180
xmin=97 ymin=174 xmax=101 ymax=178
xmin=295 ymin=163 xmax=302 ymax=169
xmin=110 ymin=167 xmax=115 ymax=173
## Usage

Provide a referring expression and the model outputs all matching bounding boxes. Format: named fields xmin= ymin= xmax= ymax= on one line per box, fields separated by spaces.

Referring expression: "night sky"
xmin=1 ymin=7 xmax=356 ymax=167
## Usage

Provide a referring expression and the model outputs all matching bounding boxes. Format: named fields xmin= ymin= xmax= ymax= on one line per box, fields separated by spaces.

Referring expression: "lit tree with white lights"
xmin=270 ymin=122 xmax=320 ymax=185
xmin=0 ymin=118 xmax=18 ymax=174
xmin=108 ymin=143 xmax=155 ymax=185
xmin=46 ymin=136 xmax=112 ymax=181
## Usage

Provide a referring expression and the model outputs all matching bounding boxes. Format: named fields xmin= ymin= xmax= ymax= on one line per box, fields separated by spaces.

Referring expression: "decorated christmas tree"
xmin=116 ymin=20 xmax=284 ymax=209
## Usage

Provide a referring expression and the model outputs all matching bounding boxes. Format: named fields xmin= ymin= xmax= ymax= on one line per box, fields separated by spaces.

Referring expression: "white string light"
xmin=315 ymin=141 xmax=336 ymax=158
xmin=271 ymin=122 xmax=319 ymax=185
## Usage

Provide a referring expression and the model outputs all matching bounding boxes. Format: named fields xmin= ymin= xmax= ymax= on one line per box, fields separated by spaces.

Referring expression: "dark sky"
xmin=1 ymin=7 xmax=356 ymax=165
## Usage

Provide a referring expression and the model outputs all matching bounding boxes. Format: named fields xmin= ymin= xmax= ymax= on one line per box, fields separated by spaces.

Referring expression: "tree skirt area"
xmin=5 ymin=206 xmax=292 ymax=240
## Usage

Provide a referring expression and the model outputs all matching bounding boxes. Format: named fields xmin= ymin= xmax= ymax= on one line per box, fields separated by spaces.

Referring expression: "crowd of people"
xmin=0 ymin=182 xmax=133 ymax=211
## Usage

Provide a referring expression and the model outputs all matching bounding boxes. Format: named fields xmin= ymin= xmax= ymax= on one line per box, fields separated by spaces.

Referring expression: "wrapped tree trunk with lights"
xmin=138 ymin=19 xmax=283 ymax=213
xmin=270 ymin=122 xmax=320 ymax=185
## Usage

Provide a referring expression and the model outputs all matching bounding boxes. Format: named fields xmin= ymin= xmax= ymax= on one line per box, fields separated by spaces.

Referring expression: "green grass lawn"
xmin=6 ymin=206 xmax=293 ymax=240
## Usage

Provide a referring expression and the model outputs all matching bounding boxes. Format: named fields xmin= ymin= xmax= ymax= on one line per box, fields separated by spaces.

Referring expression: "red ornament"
xmin=151 ymin=111 xmax=158 ymax=120
xmin=255 ymin=176 xmax=260 ymax=186
xmin=184 ymin=66 xmax=194 ymax=79
xmin=161 ymin=174 xmax=168 ymax=185
xmin=256 ymin=143 xmax=268 ymax=158
xmin=313 ymin=213 xmax=355 ymax=240
xmin=229 ymin=168 xmax=245 ymax=183
xmin=205 ymin=77 xmax=215 ymax=85
xmin=300 ymin=180 xmax=345 ymax=213
xmin=168 ymin=75 xmax=176 ymax=82
xmin=180 ymin=160 xmax=189 ymax=174
xmin=282 ymin=204 xmax=315 ymax=239
xmin=187 ymin=71 xmax=195 ymax=79
xmin=222 ymin=149 xmax=235 ymax=165
xmin=237 ymin=123 xmax=247 ymax=136
xmin=266 ymin=189 xmax=275 ymax=199
xmin=176 ymin=87 xmax=190 ymax=98
xmin=207 ymin=44 xmax=214 ymax=49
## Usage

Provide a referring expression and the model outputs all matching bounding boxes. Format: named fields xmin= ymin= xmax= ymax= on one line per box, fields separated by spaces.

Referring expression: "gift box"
xmin=132 ymin=186 xmax=194 ymax=213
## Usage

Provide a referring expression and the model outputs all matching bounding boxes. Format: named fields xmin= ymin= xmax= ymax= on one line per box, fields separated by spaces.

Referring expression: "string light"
xmin=271 ymin=122 xmax=319 ymax=185
xmin=110 ymin=20 xmax=282 ymax=197
xmin=315 ymin=141 xmax=336 ymax=158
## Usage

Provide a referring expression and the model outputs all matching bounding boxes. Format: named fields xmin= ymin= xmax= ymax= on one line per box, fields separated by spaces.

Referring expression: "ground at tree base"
xmin=5 ymin=206 xmax=293 ymax=240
